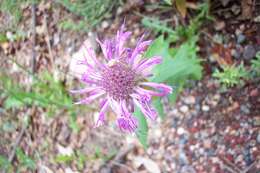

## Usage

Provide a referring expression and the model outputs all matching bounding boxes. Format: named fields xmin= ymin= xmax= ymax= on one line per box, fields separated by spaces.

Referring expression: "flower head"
xmin=71 ymin=24 xmax=172 ymax=132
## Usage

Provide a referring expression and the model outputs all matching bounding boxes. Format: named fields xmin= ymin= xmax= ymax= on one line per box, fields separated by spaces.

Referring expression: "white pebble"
xmin=177 ymin=127 xmax=185 ymax=135
xmin=180 ymin=105 xmax=189 ymax=113
xmin=202 ymin=105 xmax=210 ymax=112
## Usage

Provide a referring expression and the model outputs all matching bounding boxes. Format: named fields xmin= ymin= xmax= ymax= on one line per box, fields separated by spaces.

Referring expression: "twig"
xmin=220 ymin=157 xmax=242 ymax=173
xmin=100 ymin=144 xmax=135 ymax=172
xmin=32 ymin=3 xmax=37 ymax=74
xmin=241 ymin=161 xmax=256 ymax=173
xmin=43 ymin=14 xmax=54 ymax=70
xmin=7 ymin=126 xmax=26 ymax=163
xmin=113 ymin=144 xmax=134 ymax=161
xmin=110 ymin=161 xmax=137 ymax=173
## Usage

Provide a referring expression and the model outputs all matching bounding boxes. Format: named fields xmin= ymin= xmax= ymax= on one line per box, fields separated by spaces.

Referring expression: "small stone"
xmin=152 ymin=128 xmax=162 ymax=139
xmin=116 ymin=7 xmax=123 ymax=15
xmin=240 ymin=105 xmax=250 ymax=114
xmin=243 ymin=45 xmax=256 ymax=60
xmin=235 ymin=154 xmax=243 ymax=164
xmin=254 ymin=15 xmax=260 ymax=23
xmin=215 ymin=21 xmax=225 ymax=31
xmin=231 ymin=49 xmax=241 ymax=59
xmin=101 ymin=21 xmax=109 ymax=29
xmin=237 ymin=34 xmax=246 ymax=44
xmin=177 ymin=127 xmax=185 ymax=135
xmin=202 ymin=105 xmax=210 ymax=112
xmin=220 ymin=0 xmax=231 ymax=7
xmin=235 ymin=29 xmax=242 ymax=36
xmin=231 ymin=4 xmax=240 ymax=15
xmin=199 ymin=148 xmax=205 ymax=155
xmin=212 ymin=157 xmax=220 ymax=163
xmin=257 ymin=133 xmax=260 ymax=144
xmin=183 ymin=96 xmax=196 ymax=105
xmin=179 ymin=151 xmax=188 ymax=165
xmin=250 ymin=89 xmax=258 ymax=97
xmin=203 ymin=139 xmax=211 ymax=149
xmin=180 ymin=105 xmax=189 ymax=113
xmin=189 ymin=145 xmax=195 ymax=151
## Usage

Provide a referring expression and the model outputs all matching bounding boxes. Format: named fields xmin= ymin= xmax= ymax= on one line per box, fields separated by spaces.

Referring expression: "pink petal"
xmin=94 ymin=99 xmax=109 ymax=128
xmin=134 ymin=56 xmax=162 ymax=73
xmin=74 ymin=90 xmax=105 ymax=105
xmin=140 ymin=82 xmax=172 ymax=96
xmin=132 ymin=97 xmax=157 ymax=121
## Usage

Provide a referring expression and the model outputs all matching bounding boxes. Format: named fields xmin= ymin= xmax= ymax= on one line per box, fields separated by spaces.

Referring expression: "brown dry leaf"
xmin=175 ymin=0 xmax=187 ymax=18
xmin=211 ymin=43 xmax=233 ymax=66
xmin=0 ymin=42 xmax=9 ymax=54
xmin=241 ymin=0 xmax=253 ymax=20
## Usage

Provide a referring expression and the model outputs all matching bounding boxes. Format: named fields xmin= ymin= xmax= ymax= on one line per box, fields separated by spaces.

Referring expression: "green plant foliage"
xmin=250 ymin=52 xmax=260 ymax=77
xmin=142 ymin=17 xmax=177 ymax=35
xmin=59 ymin=19 xmax=88 ymax=32
xmin=1 ymin=67 xmax=81 ymax=133
xmin=134 ymin=2 xmax=210 ymax=147
xmin=58 ymin=0 xmax=118 ymax=31
xmin=0 ymin=155 xmax=13 ymax=173
xmin=54 ymin=154 xmax=75 ymax=164
xmin=0 ymin=33 xmax=8 ymax=43
xmin=54 ymin=148 xmax=115 ymax=169
xmin=134 ymin=107 xmax=148 ymax=149
xmin=2 ymin=71 xmax=72 ymax=111
xmin=0 ymin=0 xmax=38 ymax=31
xmin=142 ymin=1 xmax=212 ymax=43
xmin=163 ymin=0 xmax=173 ymax=5
xmin=16 ymin=147 xmax=36 ymax=171
xmin=134 ymin=36 xmax=202 ymax=147
xmin=0 ymin=0 xmax=23 ymax=24
xmin=213 ymin=64 xmax=249 ymax=88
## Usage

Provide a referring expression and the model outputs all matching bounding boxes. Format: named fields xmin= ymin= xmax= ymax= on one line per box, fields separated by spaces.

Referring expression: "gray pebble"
xmin=240 ymin=105 xmax=250 ymax=114
xmin=243 ymin=45 xmax=256 ymax=60
xmin=180 ymin=105 xmax=189 ymax=113
xmin=257 ymin=133 xmax=260 ymax=144
xmin=237 ymin=34 xmax=246 ymax=44
xmin=202 ymin=105 xmax=210 ymax=112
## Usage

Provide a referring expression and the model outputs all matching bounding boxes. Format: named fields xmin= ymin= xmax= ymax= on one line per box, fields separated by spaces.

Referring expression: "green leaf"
xmin=134 ymin=108 xmax=148 ymax=148
xmin=164 ymin=0 xmax=172 ymax=5
xmin=145 ymin=35 xmax=170 ymax=59
xmin=142 ymin=17 xmax=177 ymax=36
xmin=69 ymin=112 xmax=80 ymax=133
xmin=0 ymin=33 xmax=8 ymax=43
xmin=2 ymin=121 xmax=16 ymax=132
xmin=146 ymin=37 xmax=202 ymax=84
xmin=16 ymin=147 xmax=36 ymax=170
xmin=54 ymin=154 xmax=74 ymax=164
xmin=4 ymin=96 xmax=24 ymax=109
xmin=75 ymin=150 xmax=87 ymax=170
xmin=153 ymin=98 xmax=164 ymax=119
xmin=0 ymin=155 xmax=13 ymax=172
xmin=169 ymin=84 xmax=184 ymax=103
xmin=145 ymin=36 xmax=202 ymax=106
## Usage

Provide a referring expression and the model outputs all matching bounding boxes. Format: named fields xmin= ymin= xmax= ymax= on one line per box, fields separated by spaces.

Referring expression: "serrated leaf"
xmin=145 ymin=35 xmax=170 ymax=59
xmin=134 ymin=108 xmax=148 ymax=148
xmin=150 ymin=38 xmax=202 ymax=83
xmin=145 ymin=36 xmax=202 ymax=105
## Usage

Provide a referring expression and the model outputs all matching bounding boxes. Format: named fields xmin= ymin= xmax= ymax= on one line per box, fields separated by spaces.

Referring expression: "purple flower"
xmin=70 ymin=24 xmax=172 ymax=132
